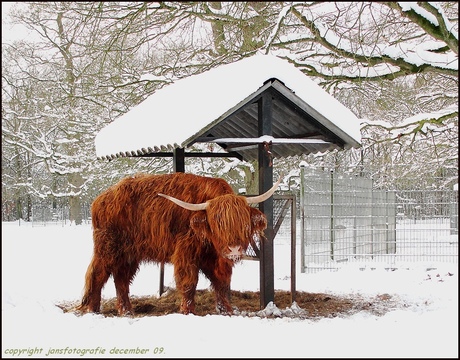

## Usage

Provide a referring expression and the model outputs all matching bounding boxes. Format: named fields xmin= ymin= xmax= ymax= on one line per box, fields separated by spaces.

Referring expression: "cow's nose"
xmin=228 ymin=245 xmax=242 ymax=254
xmin=226 ymin=245 xmax=243 ymax=260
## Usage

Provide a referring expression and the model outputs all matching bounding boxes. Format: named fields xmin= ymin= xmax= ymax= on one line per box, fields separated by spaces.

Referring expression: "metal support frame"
xmin=273 ymin=195 xmax=297 ymax=303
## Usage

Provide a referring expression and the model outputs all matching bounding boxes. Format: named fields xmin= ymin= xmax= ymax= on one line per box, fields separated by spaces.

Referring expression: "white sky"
xmin=2 ymin=222 xmax=458 ymax=358
xmin=1 ymin=2 xmax=14 ymax=20
xmin=95 ymin=54 xmax=362 ymax=158
xmin=1 ymin=2 xmax=29 ymax=43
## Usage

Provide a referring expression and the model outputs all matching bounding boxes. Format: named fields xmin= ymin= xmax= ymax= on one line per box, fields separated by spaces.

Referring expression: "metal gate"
xmin=245 ymin=195 xmax=297 ymax=301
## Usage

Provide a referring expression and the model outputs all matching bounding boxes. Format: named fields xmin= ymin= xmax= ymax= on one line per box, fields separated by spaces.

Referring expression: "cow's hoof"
xmin=73 ymin=304 xmax=100 ymax=316
xmin=216 ymin=304 xmax=234 ymax=315
xmin=118 ymin=309 xmax=134 ymax=317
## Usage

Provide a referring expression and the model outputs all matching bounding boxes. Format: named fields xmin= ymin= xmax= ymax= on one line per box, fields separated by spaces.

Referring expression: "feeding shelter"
xmin=95 ymin=55 xmax=362 ymax=308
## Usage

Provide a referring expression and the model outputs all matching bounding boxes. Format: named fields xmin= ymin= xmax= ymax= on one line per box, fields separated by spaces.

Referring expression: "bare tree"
xmin=2 ymin=2 xmax=458 ymax=222
xmin=2 ymin=2 xmax=170 ymax=222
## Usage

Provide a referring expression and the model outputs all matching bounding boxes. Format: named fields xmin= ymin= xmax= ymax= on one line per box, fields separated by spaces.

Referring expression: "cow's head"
xmin=158 ymin=177 xmax=281 ymax=262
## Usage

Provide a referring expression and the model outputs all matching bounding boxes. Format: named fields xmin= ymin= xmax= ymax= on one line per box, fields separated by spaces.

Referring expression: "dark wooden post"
xmin=258 ymin=93 xmax=274 ymax=309
xmin=159 ymin=147 xmax=186 ymax=296
xmin=173 ymin=147 xmax=185 ymax=173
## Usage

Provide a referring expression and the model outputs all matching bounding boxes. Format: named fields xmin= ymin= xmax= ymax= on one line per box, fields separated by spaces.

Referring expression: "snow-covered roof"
xmin=95 ymin=55 xmax=362 ymax=160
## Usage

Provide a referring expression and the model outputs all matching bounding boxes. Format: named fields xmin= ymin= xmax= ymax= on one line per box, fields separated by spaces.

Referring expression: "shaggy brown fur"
xmin=77 ymin=173 xmax=268 ymax=316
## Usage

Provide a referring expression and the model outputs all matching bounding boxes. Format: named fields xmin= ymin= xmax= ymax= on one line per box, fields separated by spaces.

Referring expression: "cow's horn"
xmin=158 ymin=193 xmax=208 ymax=211
xmin=246 ymin=175 xmax=283 ymax=204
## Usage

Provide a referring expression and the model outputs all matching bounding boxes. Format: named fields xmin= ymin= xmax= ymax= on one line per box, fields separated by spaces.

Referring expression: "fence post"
xmin=353 ymin=186 xmax=357 ymax=257
xmin=330 ymin=170 xmax=334 ymax=261
xmin=290 ymin=197 xmax=296 ymax=302
xmin=385 ymin=190 xmax=389 ymax=254
xmin=300 ymin=165 xmax=305 ymax=273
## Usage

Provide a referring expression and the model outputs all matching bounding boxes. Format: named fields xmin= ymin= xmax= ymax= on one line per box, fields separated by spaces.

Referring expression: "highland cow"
xmin=77 ymin=172 xmax=280 ymax=316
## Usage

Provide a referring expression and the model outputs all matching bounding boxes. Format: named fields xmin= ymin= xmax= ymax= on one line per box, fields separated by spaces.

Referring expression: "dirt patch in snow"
xmin=60 ymin=289 xmax=403 ymax=319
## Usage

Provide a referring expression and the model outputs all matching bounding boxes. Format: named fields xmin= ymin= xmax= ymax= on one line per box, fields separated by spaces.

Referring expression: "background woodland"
xmin=2 ymin=2 xmax=458 ymax=223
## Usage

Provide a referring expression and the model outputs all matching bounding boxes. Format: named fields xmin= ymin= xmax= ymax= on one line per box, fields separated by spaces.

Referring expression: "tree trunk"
xmin=69 ymin=172 xmax=83 ymax=225
xmin=15 ymin=198 xmax=22 ymax=221
xmin=69 ymin=195 xmax=82 ymax=225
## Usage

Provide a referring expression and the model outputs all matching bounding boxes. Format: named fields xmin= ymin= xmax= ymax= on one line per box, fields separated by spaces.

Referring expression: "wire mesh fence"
xmin=300 ymin=168 xmax=458 ymax=273
xmin=27 ymin=203 xmax=92 ymax=226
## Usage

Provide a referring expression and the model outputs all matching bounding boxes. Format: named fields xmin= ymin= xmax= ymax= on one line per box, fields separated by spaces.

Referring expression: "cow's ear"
xmin=250 ymin=208 xmax=267 ymax=231
xmin=190 ymin=212 xmax=211 ymax=238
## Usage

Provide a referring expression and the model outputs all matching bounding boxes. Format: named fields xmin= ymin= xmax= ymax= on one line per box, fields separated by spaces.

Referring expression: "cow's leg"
xmin=173 ymin=264 xmax=199 ymax=315
xmin=77 ymin=255 xmax=110 ymax=313
xmin=112 ymin=262 xmax=139 ymax=316
xmin=201 ymin=257 xmax=233 ymax=314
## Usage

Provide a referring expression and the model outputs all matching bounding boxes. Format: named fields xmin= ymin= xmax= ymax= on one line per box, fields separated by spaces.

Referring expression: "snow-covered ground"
xmin=2 ymin=221 xmax=458 ymax=358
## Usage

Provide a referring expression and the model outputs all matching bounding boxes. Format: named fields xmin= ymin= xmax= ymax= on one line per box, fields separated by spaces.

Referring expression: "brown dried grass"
xmin=59 ymin=289 xmax=400 ymax=319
